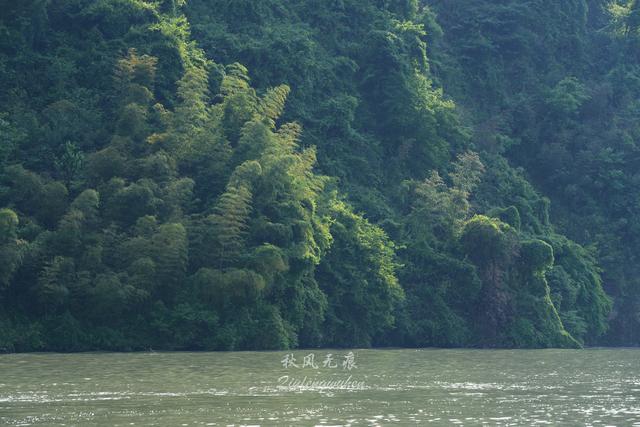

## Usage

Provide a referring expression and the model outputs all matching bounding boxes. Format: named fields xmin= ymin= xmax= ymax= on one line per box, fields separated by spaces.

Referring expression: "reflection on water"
xmin=1 ymin=349 xmax=639 ymax=425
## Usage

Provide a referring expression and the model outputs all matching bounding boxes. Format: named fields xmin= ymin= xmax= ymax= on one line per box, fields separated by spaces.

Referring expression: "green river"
xmin=1 ymin=349 xmax=639 ymax=426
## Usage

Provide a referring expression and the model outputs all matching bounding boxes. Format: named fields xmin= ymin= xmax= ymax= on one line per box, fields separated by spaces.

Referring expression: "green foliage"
xmin=207 ymin=185 xmax=253 ymax=268
xmin=546 ymin=77 xmax=591 ymax=116
xmin=0 ymin=0 xmax=626 ymax=351
xmin=461 ymin=215 xmax=513 ymax=265
xmin=0 ymin=208 xmax=19 ymax=240
xmin=55 ymin=142 xmax=85 ymax=187
xmin=427 ymin=0 xmax=631 ymax=344
xmin=608 ymin=0 xmax=640 ymax=38
xmin=36 ymin=256 xmax=75 ymax=312
xmin=0 ymin=208 xmax=24 ymax=287
xmin=488 ymin=206 xmax=521 ymax=230
xmin=317 ymin=200 xmax=403 ymax=347
xmin=545 ymin=235 xmax=612 ymax=344
xmin=520 ymin=240 xmax=554 ymax=274
xmin=459 ymin=216 xmax=579 ymax=348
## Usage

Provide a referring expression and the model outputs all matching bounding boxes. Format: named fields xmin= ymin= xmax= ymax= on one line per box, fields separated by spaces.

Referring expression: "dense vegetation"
xmin=0 ymin=0 xmax=636 ymax=351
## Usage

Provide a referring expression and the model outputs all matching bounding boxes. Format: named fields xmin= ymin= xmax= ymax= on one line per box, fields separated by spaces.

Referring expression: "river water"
xmin=1 ymin=349 xmax=639 ymax=426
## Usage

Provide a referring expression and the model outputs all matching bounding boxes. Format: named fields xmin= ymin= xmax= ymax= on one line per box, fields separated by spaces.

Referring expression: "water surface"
xmin=1 ymin=349 xmax=639 ymax=425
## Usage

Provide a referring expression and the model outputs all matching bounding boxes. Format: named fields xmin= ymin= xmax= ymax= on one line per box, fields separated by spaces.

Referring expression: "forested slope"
xmin=0 ymin=0 xmax=632 ymax=351
xmin=428 ymin=0 xmax=640 ymax=345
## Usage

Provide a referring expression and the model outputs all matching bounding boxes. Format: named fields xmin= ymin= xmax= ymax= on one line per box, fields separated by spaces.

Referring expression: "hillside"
xmin=1 ymin=0 xmax=635 ymax=351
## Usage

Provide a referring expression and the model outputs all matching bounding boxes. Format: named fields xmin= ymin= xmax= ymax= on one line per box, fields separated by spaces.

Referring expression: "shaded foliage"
xmin=0 ymin=0 xmax=622 ymax=350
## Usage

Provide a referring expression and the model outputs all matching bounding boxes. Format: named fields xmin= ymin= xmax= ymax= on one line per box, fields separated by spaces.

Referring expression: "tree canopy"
xmin=0 ymin=0 xmax=631 ymax=350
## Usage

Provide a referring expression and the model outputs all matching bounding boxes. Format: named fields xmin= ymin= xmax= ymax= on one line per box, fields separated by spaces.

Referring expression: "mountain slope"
xmin=0 ymin=0 xmax=618 ymax=350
